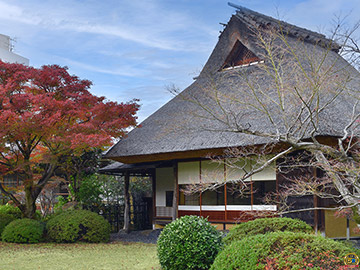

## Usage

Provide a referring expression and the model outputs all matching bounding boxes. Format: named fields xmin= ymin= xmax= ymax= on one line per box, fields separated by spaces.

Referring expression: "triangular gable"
xmin=221 ymin=40 xmax=259 ymax=70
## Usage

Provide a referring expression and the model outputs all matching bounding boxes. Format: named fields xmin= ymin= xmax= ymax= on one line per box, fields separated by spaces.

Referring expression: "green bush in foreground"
xmin=0 ymin=213 xmax=16 ymax=239
xmin=224 ymin=217 xmax=313 ymax=245
xmin=2 ymin=219 xmax=44 ymax=243
xmin=46 ymin=209 xmax=110 ymax=243
xmin=0 ymin=204 xmax=22 ymax=219
xmin=211 ymin=232 xmax=359 ymax=270
xmin=157 ymin=215 xmax=223 ymax=270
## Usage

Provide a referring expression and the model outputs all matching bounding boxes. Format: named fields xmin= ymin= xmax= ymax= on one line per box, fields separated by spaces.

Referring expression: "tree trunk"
xmin=314 ymin=150 xmax=360 ymax=226
xmin=23 ymin=184 xmax=37 ymax=219
xmin=314 ymin=151 xmax=357 ymax=206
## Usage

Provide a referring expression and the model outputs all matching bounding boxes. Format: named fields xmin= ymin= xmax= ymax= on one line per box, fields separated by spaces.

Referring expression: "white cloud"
xmin=0 ymin=2 xmax=41 ymax=25
xmin=61 ymin=58 xmax=146 ymax=78
xmin=0 ymin=0 xmax=214 ymax=52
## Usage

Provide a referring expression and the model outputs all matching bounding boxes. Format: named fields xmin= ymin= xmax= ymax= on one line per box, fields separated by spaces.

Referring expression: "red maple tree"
xmin=0 ymin=61 xmax=139 ymax=218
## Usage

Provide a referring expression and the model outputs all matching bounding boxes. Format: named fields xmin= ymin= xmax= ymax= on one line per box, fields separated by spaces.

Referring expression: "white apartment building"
xmin=0 ymin=34 xmax=29 ymax=65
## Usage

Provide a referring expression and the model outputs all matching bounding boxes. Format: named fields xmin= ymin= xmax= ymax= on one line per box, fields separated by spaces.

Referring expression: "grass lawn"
xmin=0 ymin=242 xmax=160 ymax=270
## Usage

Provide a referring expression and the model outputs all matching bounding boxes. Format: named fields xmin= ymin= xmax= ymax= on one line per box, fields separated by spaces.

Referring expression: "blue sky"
xmin=1 ymin=0 xmax=359 ymax=122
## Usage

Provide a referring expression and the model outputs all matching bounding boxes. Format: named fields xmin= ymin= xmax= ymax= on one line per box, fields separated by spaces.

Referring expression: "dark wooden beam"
xmin=172 ymin=163 xmax=178 ymax=221
xmin=123 ymin=171 xmax=130 ymax=233
xmin=224 ymin=162 xmax=228 ymax=221
xmin=107 ymin=136 xmax=339 ymax=164
xmin=199 ymin=161 xmax=202 ymax=218
xmin=313 ymin=167 xmax=319 ymax=233
xmin=152 ymin=169 xmax=156 ymax=227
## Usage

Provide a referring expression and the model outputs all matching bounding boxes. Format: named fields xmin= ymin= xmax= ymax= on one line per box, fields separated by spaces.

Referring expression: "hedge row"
xmin=212 ymin=231 xmax=359 ymax=269
xmin=1 ymin=208 xmax=110 ymax=244
xmin=223 ymin=217 xmax=313 ymax=245
xmin=157 ymin=216 xmax=360 ymax=270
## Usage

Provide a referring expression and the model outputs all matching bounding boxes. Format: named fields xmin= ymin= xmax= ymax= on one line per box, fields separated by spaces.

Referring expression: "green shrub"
xmin=0 ymin=204 xmax=22 ymax=219
xmin=46 ymin=209 xmax=110 ymax=243
xmin=211 ymin=232 xmax=359 ymax=270
xmin=0 ymin=213 xmax=16 ymax=239
xmin=2 ymin=219 xmax=44 ymax=243
xmin=224 ymin=217 xmax=313 ymax=245
xmin=0 ymin=204 xmax=42 ymax=220
xmin=157 ymin=215 xmax=223 ymax=270
xmin=77 ymin=175 xmax=103 ymax=207
xmin=41 ymin=210 xmax=62 ymax=223
xmin=34 ymin=210 xmax=42 ymax=220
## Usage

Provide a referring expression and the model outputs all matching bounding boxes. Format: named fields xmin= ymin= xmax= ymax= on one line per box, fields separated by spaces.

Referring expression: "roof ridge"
xmin=228 ymin=2 xmax=340 ymax=52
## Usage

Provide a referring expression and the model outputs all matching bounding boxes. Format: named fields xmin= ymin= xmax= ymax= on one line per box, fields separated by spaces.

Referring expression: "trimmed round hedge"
xmin=211 ymin=232 xmax=359 ymax=270
xmin=157 ymin=215 xmax=223 ymax=270
xmin=2 ymin=218 xmax=44 ymax=243
xmin=0 ymin=213 xmax=16 ymax=239
xmin=224 ymin=217 xmax=313 ymax=245
xmin=46 ymin=209 xmax=110 ymax=243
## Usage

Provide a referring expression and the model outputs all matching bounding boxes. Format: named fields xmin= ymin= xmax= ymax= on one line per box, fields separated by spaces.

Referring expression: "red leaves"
xmin=0 ymin=60 xmax=139 ymax=174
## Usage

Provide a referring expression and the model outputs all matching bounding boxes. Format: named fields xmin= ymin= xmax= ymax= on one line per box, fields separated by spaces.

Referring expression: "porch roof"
xmin=99 ymin=161 xmax=166 ymax=176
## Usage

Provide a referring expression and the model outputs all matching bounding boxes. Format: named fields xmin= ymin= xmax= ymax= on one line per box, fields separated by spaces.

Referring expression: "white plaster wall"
xmin=226 ymin=158 xmax=252 ymax=182
xmin=155 ymin=167 xmax=174 ymax=207
xmin=201 ymin=160 xmax=224 ymax=183
xmin=178 ymin=161 xmax=200 ymax=184
xmin=226 ymin=158 xmax=276 ymax=181
xmin=251 ymin=162 xmax=276 ymax=181
xmin=178 ymin=159 xmax=275 ymax=184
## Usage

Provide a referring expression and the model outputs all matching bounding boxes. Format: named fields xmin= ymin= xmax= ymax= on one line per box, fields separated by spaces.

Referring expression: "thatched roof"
xmin=105 ymin=6 xmax=360 ymax=164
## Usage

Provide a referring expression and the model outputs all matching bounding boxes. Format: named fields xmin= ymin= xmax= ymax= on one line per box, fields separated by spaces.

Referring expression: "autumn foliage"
xmin=0 ymin=61 xmax=139 ymax=218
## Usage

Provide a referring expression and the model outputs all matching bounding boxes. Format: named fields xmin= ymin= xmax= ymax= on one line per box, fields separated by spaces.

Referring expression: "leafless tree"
xmin=175 ymin=17 xmax=360 ymax=224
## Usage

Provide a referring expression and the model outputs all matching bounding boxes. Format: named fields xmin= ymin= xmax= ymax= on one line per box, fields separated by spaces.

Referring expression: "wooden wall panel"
xmin=178 ymin=210 xmax=200 ymax=217
xmin=200 ymin=211 xmax=225 ymax=221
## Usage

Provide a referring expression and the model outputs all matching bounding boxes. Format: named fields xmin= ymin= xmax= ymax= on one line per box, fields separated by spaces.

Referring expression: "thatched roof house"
xmin=102 ymin=5 xmax=360 ymax=237
xmin=105 ymin=6 xmax=359 ymax=164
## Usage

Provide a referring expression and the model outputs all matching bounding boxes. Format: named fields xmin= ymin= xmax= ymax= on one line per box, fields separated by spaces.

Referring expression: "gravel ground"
xmin=110 ymin=229 xmax=162 ymax=244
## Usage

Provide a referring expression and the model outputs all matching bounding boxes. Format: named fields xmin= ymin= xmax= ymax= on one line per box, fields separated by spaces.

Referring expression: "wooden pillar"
xmin=172 ymin=163 xmax=178 ymax=221
xmin=250 ymin=181 xmax=254 ymax=209
xmin=152 ymin=170 xmax=156 ymax=228
xmin=314 ymin=195 xmax=318 ymax=234
xmin=123 ymin=171 xmax=130 ymax=233
xmin=224 ymin=162 xmax=227 ymax=222
xmin=199 ymin=161 xmax=202 ymax=218
xmin=275 ymin=162 xmax=283 ymax=217
xmin=313 ymin=168 xmax=318 ymax=233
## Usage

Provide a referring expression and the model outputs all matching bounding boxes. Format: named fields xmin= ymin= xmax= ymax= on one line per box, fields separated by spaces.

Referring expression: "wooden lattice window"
xmin=222 ymin=40 xmax=259 ymax=69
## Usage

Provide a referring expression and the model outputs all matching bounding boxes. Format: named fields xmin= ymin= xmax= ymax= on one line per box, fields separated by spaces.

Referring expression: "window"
xmin=179 ymin=185 xmax=200 ymax=205
xmin=221 ymin=40 xmax=260 ymax=70
xmin=165 ymin=191 xmax=174 ymax=207
xmin=226 ymin=182 xmax=251 ymax=205
xmin=253 ymin=181 xmax=276 ymax=204
xmin=202 ymin=187 xmax=224 ymax=205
